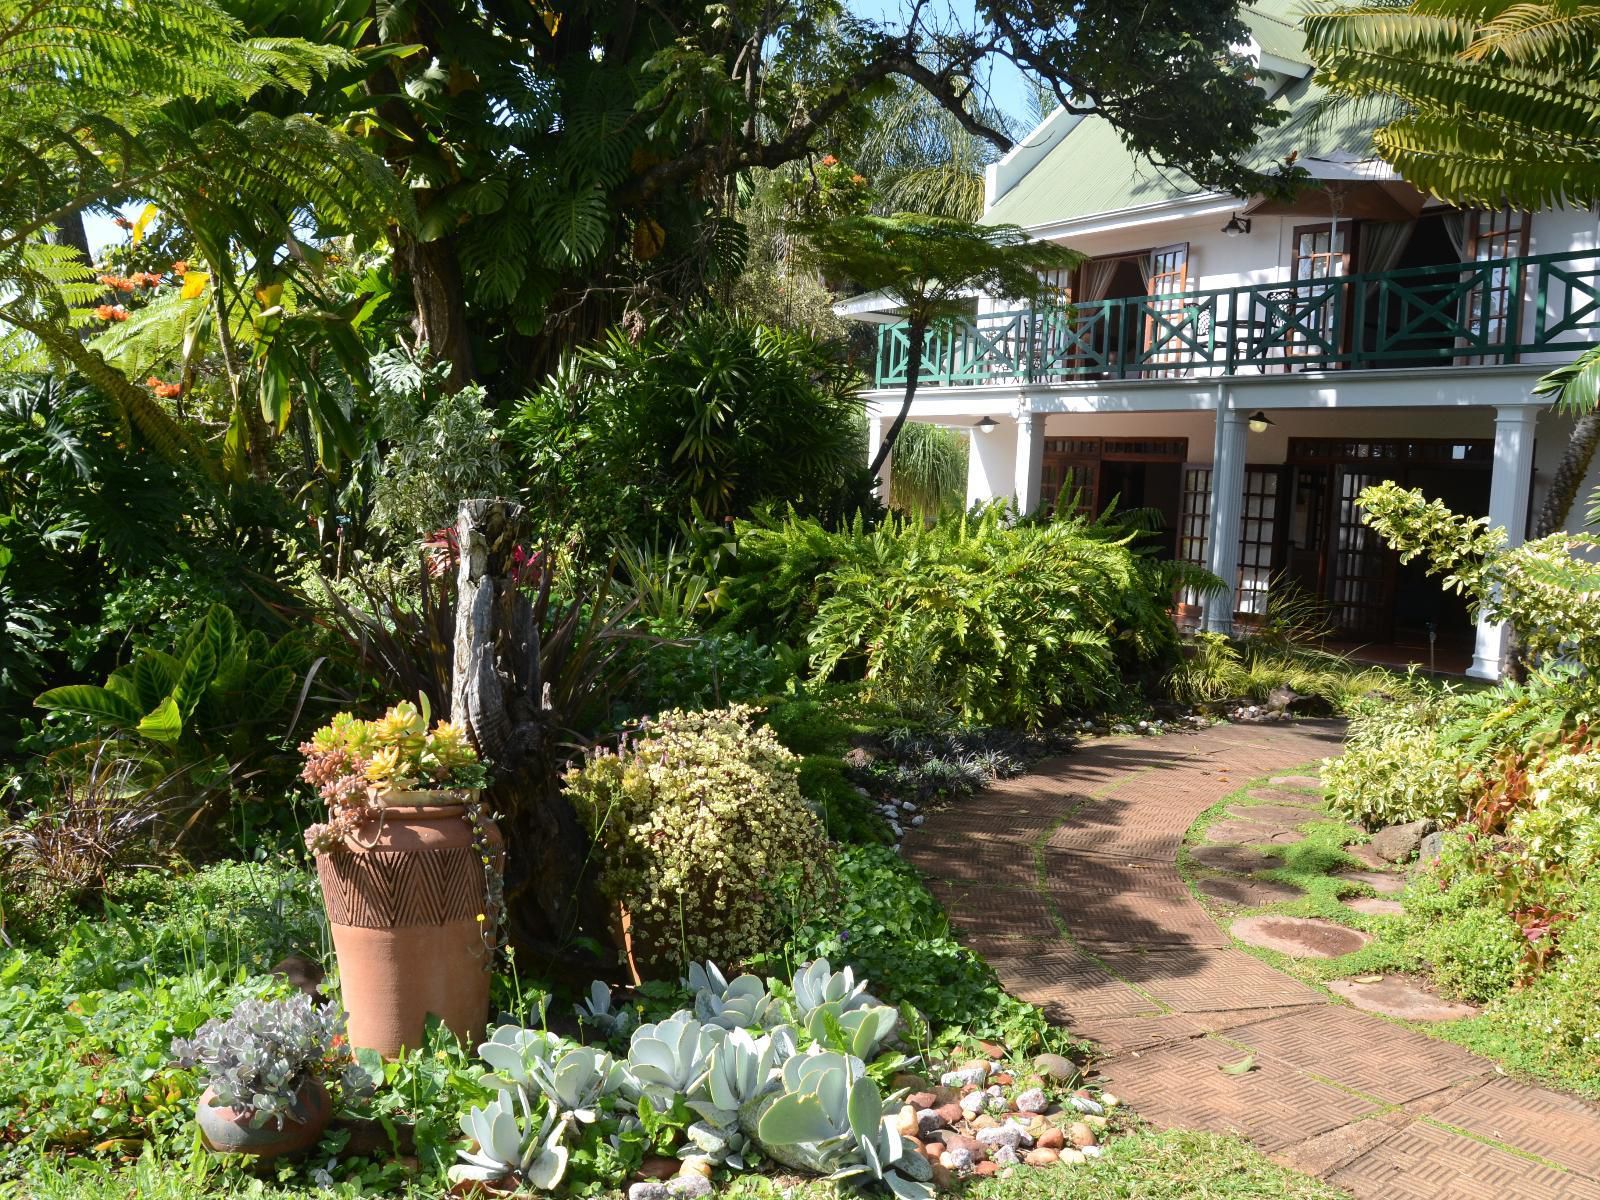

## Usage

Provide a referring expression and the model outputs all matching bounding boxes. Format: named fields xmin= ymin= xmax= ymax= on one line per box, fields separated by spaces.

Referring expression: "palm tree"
xmin=1303 ymin=1 xmax=1600 ymax=533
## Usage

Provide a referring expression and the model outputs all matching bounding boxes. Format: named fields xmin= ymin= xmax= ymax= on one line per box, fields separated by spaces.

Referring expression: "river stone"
xmin=1189 ymin=844 xmax=1283 ymax=874
xmin=898 ymin=1142 xmax=935 ymax=1181
xmin=1232 ymin=915 xmax=1373 ymax=958
xmin=1226 ymin=803 xmax=1329 ymax=827
xmin=1343 ymin=842 xmax=1390 ymax=870
xmin=1328 ymin=975 xmax=1478 ymax=1021
xmin=1016 ymin=1088 xmax=1048 ymax=1115
xmin=1204 ymin=817 xmax=1307 ymax=846
xmin=991 ymin=1144 xmax=1020 ymax=1167
xmin=630 ymin=1185 xmax=671 ymax=1200
xmin=1338 ymin=869 xmax=1406 ymax=895
xmin=1197 ymin=874 xmax=1302 ymax=908
xmin=1344 ymin=896 xmax=1404 ymax=917
xmin=1418 ymin=831 xmax=1445 ymax=867
xmin=668 ymin=1173 xmax=713 ymax=1200
xmin=1245 ymin=788 xmax=1327 ymax=809
xmin=1371 ymin=819 xmax=1434 ymax=863
xmin=1032 ymin=1053 xmax=1078 ymax=1082
xmin=975 ymin=1124 xmax=1025 ymax=1151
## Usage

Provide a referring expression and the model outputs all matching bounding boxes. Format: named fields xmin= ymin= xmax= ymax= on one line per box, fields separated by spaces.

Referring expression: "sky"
xmin=84 ymin=3 xmax=1036 ymax=258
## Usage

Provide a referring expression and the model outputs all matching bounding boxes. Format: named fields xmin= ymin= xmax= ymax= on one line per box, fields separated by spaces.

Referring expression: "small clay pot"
xmin=316 ymin=793 xmax=504 ymax=1057
xmin=197 ymin=1078 xmax=331 ymax=1158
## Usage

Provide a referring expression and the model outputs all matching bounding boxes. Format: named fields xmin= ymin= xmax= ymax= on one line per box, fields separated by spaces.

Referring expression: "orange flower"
xmin=172 ymin=260 xmax=189 ymax=275
xmin=145 ymin=375 xmax=181 ymax=399
xmin=113 ymin=216 xmax=133 ymax=230
xmin=851 ymin=174 xmax=866 ymax=184
xmin=129 ymin=271 xmax=162 ymax=288
xmin=97 ymin=274 xmax=135 ymax=292
xmin=94 ymin=304 xmax=129 ymax=322
xmin=820 ymin=154 xmax=838 ymax=167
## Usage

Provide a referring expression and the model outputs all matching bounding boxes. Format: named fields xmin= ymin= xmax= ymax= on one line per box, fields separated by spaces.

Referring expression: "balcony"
xmin=872 ymin=250 xmax=1600 ymax=389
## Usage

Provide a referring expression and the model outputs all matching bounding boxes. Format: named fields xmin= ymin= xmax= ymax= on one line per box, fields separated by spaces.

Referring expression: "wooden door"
xmin=1326 ymin=466 xmax=1392 ymax=638
xmin=1463 ymin=209 xmax=1530 ymax=358
xmin=1290 ymin=222 xmax=1354 ymax=366
xmin=1142 ymin=242 xmax=1189 ymax=375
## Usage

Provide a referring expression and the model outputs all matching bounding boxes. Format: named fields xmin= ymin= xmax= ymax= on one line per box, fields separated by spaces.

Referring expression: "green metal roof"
xmin=984 ymin=5 xmax=1388 ymax=229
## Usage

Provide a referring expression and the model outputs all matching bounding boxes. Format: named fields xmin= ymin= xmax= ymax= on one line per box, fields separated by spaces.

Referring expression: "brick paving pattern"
xmin=901 ymin=720 xmax=1600 ymax=1198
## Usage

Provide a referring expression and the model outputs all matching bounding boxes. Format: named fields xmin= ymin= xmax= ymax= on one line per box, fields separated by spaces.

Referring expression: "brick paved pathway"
xmin=902 ymin=720 xmax=1600 ymax=1199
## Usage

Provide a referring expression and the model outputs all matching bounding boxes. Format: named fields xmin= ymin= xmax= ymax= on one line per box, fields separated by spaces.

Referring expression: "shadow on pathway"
xmin=902 ymin=720 xmax=1600 ymax=1200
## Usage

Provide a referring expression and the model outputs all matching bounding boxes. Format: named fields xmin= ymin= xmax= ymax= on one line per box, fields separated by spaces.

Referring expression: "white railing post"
xmin=1468 ymin=404 xmax=1540 ymax=680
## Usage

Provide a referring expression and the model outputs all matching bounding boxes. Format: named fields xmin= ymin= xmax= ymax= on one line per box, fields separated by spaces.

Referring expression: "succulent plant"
xmin=449 ymin=1091 xmax=569 ymax=1189
xmin=171 ymin=994 xmax=372 ymax=1129
xmin=619 ymin=1013 xmax=724 ymax=1111
xmin=692 ymin=971 xmax=780 ymax=1031
xmin=529 ymin=1045 xmax=618 ymax=1125
xmin=478 ymin=1023 xmax=561 ymax=1087
xmin=575 ymin=980 xmax=636 ymax=1040
xmin=803 ymin=1003 xmax=901 ymax=1061
xmin=693 ymin=1026 xmax=793 ymax=1125
xmin=754 ymin=1051 xmax=931 ymax=1200
xmin=789 ymin=958 xmax=878 ymax=1022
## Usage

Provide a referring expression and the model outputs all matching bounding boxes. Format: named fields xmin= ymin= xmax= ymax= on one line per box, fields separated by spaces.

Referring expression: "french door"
xmin=1142 ymin=242 xmax=1190 ymax=375
xmin=1289 ymin=223 xmax=1355 ymax=366
xmin=1463 ymin=209 xmax=1530 ymax=358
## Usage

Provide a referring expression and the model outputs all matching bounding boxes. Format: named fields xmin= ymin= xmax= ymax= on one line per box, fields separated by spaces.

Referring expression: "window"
xmin=1176 ymin=465 xmax=1280 ymax=615
xmin=1464 ymin=209 xmax=1530 ymax=357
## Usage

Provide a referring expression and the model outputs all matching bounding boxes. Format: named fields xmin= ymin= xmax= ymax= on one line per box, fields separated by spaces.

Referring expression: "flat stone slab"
xmin=1343 ymin=842 xmax=1390 ymax=870
xmin=1268 ymin=774 xmax=1326 ymax=789
xmin=1328 ymin=976 xmax=1477 ymax=1022
xmin=1189 ymin=843 xmax=1284 ymax=874
xmin=1232 ymin=915 xmax=1373 ymax=959
xmin=1245 ymin=788 xmax=1327 ymax=809
xmin=1204 ymin=817 xmax=1308 ymax=846
xmin=1345 ymin=896 xmax=1404 ymax=917
xmin=1197 ymin=874 xmax=1303 ymax=908
xmin=1338 ymin=869 xmax=1406 ymax=896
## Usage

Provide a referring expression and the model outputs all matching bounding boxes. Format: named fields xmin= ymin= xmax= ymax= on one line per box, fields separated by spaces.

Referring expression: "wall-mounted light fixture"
xmin=1222 ymin=213 xmax=1252 ymax=238
xmin=974 ymin=415 xmax=998 ymax=434
xmin=1247 ymin=410 xmax=1274 ymax=434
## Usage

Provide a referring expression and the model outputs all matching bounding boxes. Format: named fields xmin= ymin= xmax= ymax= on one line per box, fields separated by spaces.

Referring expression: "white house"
xmin=845 ymin=0 xmax=1600 ymax=681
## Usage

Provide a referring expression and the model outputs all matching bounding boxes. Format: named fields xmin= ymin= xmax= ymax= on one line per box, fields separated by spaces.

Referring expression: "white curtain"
xmin=1078 ymin=258 xmax=1121 ymax=302
xmin=1361 ymin=220 xmax=1416 ymax=277
xmin=1442 ymin=210 xmax=1470 ymax=261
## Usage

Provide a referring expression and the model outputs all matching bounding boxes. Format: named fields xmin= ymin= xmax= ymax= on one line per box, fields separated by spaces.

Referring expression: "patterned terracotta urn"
xmin=315 ymin=794 xmax=504 ymax=1057
xmin=196 ymin=1078 xmax=331 ymax=1157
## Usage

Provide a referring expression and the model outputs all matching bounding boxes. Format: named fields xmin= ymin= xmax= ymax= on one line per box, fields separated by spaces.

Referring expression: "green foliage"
xmin=35 ymin=603 xmax=307 ymax=769
xmin=1323 ymin=693 xmax=1479 ymax=827
xmin=511 ymin=311 xmax=871 ymax=555
xmin=1399 ymin=835 xmax=1524 ymax=1002
xmin=888 ymin=423 xmax=968 ymax=520
xmin=1303 ymin=1 xmax=1600 ymax=210
xmin=724 ymin=505 xmax=1186 ymax=728
xmin=795 ymin=757 xmax=892 ymax=847
xmin=1166 ymin=632 xmax=1413 ymax=714
xmin=565 ymin=706 xmax=825 ymax=975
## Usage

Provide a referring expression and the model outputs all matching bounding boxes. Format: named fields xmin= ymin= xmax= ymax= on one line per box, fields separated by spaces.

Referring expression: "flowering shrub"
xmin=298 ymin=698 xmax=486 ymax=851
xmin=172 ymin=994 xmax=372 ymax=1128
xmin=565 ymin=706 xmax=824 ymax=973
xmin=1507 ymin=750 xmax=1600 ymax=882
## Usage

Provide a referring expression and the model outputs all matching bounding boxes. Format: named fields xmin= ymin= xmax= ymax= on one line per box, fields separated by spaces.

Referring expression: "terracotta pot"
xmin=315 ymin=794 xmax=504 ymax=1057
xmin=197 ymin=1078 xmax=331 ymax=1158
xmin=608 ymin=900 xmax=642 ymax=986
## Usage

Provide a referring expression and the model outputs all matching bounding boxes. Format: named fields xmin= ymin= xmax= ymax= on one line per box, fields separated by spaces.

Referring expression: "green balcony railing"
xmin=872 ymin=250 xmax=1600 ymax=388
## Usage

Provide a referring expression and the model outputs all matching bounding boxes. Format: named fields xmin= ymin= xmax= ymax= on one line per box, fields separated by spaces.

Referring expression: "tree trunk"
xmin=449 ymin=499 xmax=608 ymax=976
xmin=1533 ymin=410 xmax=1600 ymax=538
xmin=57 ymin=209 xmax=93 ymax=264
xmin=394 ymin=225 xmax=476 ymax=390
xmin=868 ymin=318 xmax=926 ymax=487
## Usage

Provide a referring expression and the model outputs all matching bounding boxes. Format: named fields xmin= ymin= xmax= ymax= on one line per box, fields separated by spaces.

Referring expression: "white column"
xmin=1468 ymin=405 xmax=1540 ymax=679
xmin=966 ymin=416 xmax=1018 ymax=508
xmin=1014 ymin=409 xmax=1046 ymax=516
xmin=1203 ymin=407 xmax=1248 ymax=635
xmin=866 ymin=413 xmax=888 ymax=499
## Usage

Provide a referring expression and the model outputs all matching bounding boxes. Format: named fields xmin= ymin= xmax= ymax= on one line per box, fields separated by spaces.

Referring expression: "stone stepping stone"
xmin=1269 ymin=774 xmax=1325 ymax=789
xmin=1345 ymin=896 xmax=1404 ymax=917
xmin=1205 ymin=817 xmax=1307 ymax=846
xmin=1328 ymin=976 xmax=1477 ymax=1021
xmin=1197 ymin=875 xmax=1302 ymax=908
xmin=1228 ymin=803 xmax=1337 ymax=827
xmin=1343 ymin=842 xmax=1389 ymax=870
xmin=1232 ymin=915 xmax=1373 ymax=959
xmin=1189 ymin=844 xmax=1283 ymax=874
xmin=1246 ymin=788 xmax=1327 ymax=809
xmin=1338 ymin=869 xmax=1405 ymax=896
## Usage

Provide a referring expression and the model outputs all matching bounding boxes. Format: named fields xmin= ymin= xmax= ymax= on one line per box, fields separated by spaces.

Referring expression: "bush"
xmin=795 ymin=756 xmax=891 ymax=845
xmin=1400 ymin=835 xmax=1524 ymax=1002
xmin=565 ymin=706 xmax=825 ymax=974
xmin=721 ymin=505 xmax=1191 ymax=728
xmin=1323 ymin=694 xmax=1477 ymax=827
xmin=1507 ymin=749 xmax=1600 ymax=883
xmin=1166 ymin=632 xmax=1411 ymax=714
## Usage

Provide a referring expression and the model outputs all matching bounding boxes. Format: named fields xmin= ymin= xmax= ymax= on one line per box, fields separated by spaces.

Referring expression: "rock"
xmin=916 ymin=1109 xmax=944 ymax=1137
xmin=898 ymin=1144 xmax=935 ymax=1182
xmin=962 ymin=1059 xmax=994 ymax=1078
xmin=940 ymin=1147 xmax=973 ymax=1172
xmin=1059 ymin=1149 xmax=1088 ymax=1165
xmin=1016 ymin=1088 xmax=1048 ymax=1115
xmin=931 ymin=1164 xmax=958 ymax=1190
xmin=921 ymin=1141 xmax=944 ymax=1161
xmin=1100 ymin=1094 xmax=1119 ymax=1109
xmin=972 ymin=1115 xmax=1000 ymax=1130
xmin=941 ymin=1067 xmax=987 ymax=1089
xmin=891 ymin=1073 xmax=930 ymax=1093
xmin=935 ymin=1102 xmax=963 ymax=1128
xmin=681 ymin=1157 xmax=714 ymax=1180
xmin=1081 ymin=1145 xmax=1104 ymax=1158
xmin=906 ymin=1091 xmax=938 ymax=1112
xmin=990 ymin=1144 xmax=1020 ymax=1167
xmin=668 ymin=1172 xmax=713 ymax=1200
xmin=992 ymin=1072 xmax=1014 ymax=1086
xmin=686 ymin=1123 xmax=733 ymax=1158
xmin=630 ymin=1185 xmax=671 ymax=1200
xmin=271 ymin=954 xmax=325 ymax=1002
xmin=1004 ymin=1119 xmax=1035 ymax=1147
xmin=930 ymin=1086 xmax=959 ymax=1106
xmin=973 ymin=1161 xmax=999 ymax=1178
xmin=896 ymin=1105 xmax=919 ymax=1138
xmin=1345 ymin=896 xmax=1404 ymax=917
xmin=912 ymin=815 xmax=925 ymax=827
xmin=637 ymin=1159 xmax=681 ymax=1182
xmin=976 ymin=1040 xmax=1005 ymax=1059
xmin=1328 ymin=975 xmax=1478 ymax=1021
xmin=1338 ymin=869 xmax=1406 ymax=896
xmin=1370 ymin=819 xmax=1434 ymax=864
xmin=959 ymin=1091 xmax=987 ymax=1116
xmin=976 ymin=1125 xmax=1025 ymax=1151
xmin=1024 ymin=1148 xmax=1060 ymax=1167
xmin=1032 ymin=1052 xmax=1078 ymax=1082
xmin=1068 ymin=1095 xmax=1104 ymax=1116
xmin=1036 ymin=1128 xmax=1065 ymax=1151
xmin=1418 ymin=831 xmax=1445 ymax=867
xmin=1067 ymin=1122 xmax=1097 ymax=1148
xmin=943 ymin=1134 xmax=985 ymax=1161
xmin=1084 ymin=1116 xmax=1108 ymax=1132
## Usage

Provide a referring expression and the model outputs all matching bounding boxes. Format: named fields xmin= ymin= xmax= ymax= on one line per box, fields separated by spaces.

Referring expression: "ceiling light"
xmin=1247 ymin=410 xmax=1274 ymax=433
xmin=974 ymin=416 xmax=998 ymax=434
